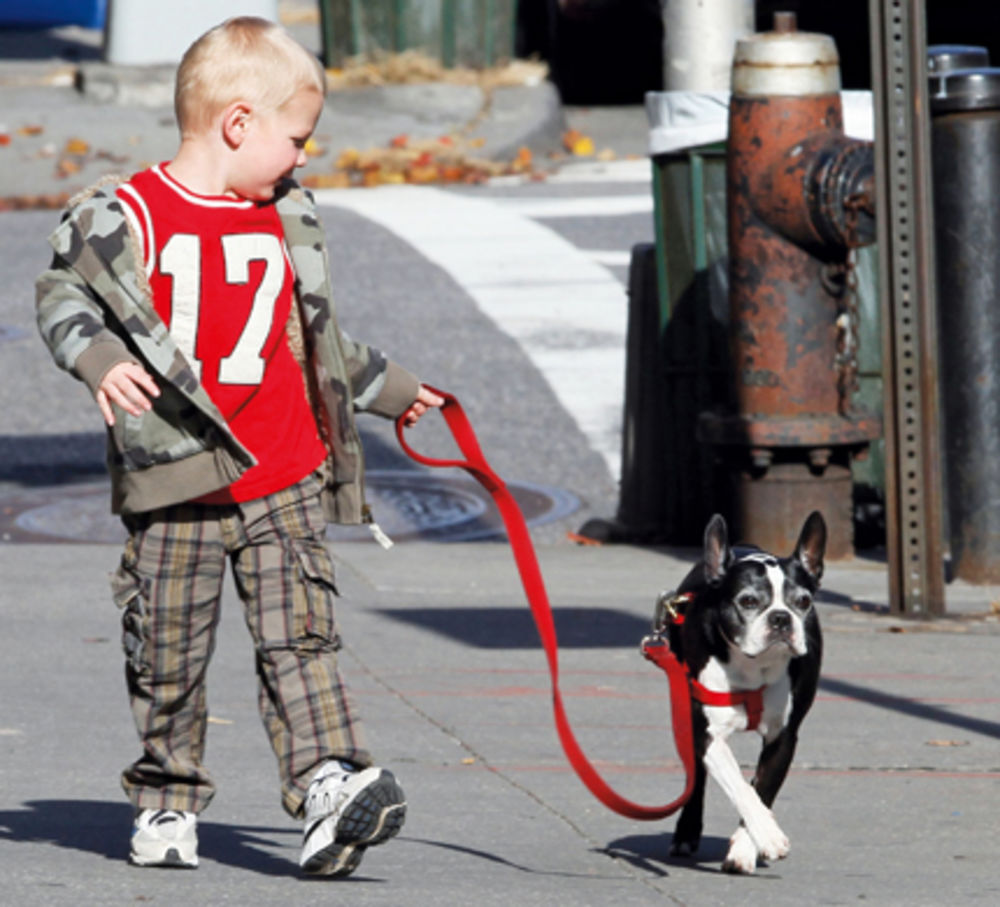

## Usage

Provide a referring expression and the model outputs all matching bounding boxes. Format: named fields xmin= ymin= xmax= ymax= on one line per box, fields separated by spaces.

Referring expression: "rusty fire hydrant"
xmin=699 ymin=12 xmax=880 ymax=558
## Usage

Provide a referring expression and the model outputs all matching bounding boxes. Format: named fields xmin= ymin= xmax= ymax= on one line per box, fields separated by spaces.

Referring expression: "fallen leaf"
xmin=64 ymin=137 xmax=90 ymax=155
xmin=302 ymin=171 xmax=351 ymax=189
xmin=562 ymin=128 xmax=595 ymax=156
xmin=926 ymin=739 xmax=970 ymax=747
xmin=389 ymin=134 xmax=409 ymax=149
xmin=18 ymin=124 xmax=44 ymax=136
xmin=511 ymin=146 xmax=533 ymax=172
xmin=303 ymin=137 xmax=324 ymax=157
xmin=0 ymin=134 xmax=10 ymax=146
xmin=406 ymin=164 xmax=440 ymax=184
xmin=335 ymin=147 xmax=361 ymax=169
xmin=440 ymin=164 xmax=465 ymax=183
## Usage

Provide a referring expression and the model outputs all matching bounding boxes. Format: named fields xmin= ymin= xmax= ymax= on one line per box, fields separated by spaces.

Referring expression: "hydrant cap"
xmin=732 ymin=13 xmax=840 ymax=97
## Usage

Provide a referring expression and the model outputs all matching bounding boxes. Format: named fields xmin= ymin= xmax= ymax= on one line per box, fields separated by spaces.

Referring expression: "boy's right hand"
xmin=96 ymin=362 xmax=160 ymax=426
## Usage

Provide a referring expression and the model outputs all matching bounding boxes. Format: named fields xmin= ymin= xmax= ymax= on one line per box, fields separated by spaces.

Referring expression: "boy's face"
xmin=231 ymin=88 xmax=324 ymax=201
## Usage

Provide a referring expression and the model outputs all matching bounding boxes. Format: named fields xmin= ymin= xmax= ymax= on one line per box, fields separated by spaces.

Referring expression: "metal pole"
xmin=442 ymin=0 xmax=457 ymax=68
xmin=484 ymin=0 xmax=495 ymax=66
xmin=662 ymin=0 xmax=754 ymax=90
xmin=869 ymin=0 xmax=946 ymax=615
xmin=393 ymin=0 xmax=406 ymax=52
xmin=318 ymin=0 xmax=336 ymax=67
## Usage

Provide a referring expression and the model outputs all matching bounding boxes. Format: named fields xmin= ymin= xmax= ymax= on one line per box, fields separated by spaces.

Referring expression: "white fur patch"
xmin=703 ymin=736 xmax=789 ymax=862
xmin=741 ymin=559 xmax=808 ymax=658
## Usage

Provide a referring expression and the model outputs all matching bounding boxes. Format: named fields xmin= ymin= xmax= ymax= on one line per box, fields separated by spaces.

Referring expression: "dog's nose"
xmin=768 ymin=609 xmax=793 ymax=634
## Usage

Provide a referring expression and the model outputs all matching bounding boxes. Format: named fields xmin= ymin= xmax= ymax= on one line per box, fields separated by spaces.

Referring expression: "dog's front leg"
xmin=703 ymin=734 xmax=789 ymax=873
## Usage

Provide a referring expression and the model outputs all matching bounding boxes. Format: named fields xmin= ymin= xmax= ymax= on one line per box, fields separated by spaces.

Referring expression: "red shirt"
xmin=117 ymin=165 xmax=326 ymax=503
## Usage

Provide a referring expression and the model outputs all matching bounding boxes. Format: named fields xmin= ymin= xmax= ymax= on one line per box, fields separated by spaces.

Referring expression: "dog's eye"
xmin=794 ymin=592 xmax=812 ymax=610
xmin=736 ymin=593 xmax=760 ymax=609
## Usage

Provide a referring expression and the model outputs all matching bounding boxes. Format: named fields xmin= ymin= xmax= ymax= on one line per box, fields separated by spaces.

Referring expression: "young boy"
xmin=35 ymin=17 xmax=442 ymax=876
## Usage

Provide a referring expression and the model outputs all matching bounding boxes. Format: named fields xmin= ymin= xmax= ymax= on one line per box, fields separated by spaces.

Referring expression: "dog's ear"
xmin=793 ymin=510 xmax=827 ymax=582
xmin=703 ymin=513 xmax=732 ymax=586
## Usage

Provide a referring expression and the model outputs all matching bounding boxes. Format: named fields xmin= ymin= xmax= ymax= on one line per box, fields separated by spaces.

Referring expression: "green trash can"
xmin=319 ymin=0 xmax=517 ymax=68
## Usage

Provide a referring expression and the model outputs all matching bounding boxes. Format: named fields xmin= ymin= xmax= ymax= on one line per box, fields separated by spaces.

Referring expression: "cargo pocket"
xmin=288 ymin=539 xmax=341 ymax=653
xmin=111 ymin=539 xmax=150 ymax=675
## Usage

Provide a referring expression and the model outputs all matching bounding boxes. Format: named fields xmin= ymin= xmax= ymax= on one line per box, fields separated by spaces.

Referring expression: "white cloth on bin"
xmin=645 ymin=90 xmax=876 ymax=155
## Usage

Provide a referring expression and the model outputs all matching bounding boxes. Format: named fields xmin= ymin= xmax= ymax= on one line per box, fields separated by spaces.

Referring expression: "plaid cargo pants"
xmin=111 ymin=471 xmax=371 ymax=817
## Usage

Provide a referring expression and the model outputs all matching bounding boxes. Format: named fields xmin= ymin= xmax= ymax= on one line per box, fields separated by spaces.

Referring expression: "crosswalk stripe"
xmin=315 ymin=185 xmax=625 ymax=479
xmin=490 ymin=195 xmax=654 ymax=218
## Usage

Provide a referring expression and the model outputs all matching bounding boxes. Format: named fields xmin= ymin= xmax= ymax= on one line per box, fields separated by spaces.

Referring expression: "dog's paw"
xmin=669 ymin=838 xmax=698 ymax=858
xmin=747 ymin=813 xmax=789 ymax=863
xmin=721 ymin=827 xmax=758 ymax=874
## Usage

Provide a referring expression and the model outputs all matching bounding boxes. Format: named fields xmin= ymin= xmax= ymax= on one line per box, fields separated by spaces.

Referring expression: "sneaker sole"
xmin=129 ymin=846 xmax=198 ymax=869
xmin=301 ymin=771 xmax=407 ymax=875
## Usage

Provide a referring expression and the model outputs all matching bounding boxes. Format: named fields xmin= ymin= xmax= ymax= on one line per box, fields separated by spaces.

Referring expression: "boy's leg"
xmin=114 ymin=505 xmax=227 ymax=814
xmin=229 ymin=474 xmax=372 ymax=817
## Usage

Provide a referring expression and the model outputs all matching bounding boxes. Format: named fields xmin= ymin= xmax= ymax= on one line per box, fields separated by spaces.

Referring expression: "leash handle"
xmin=396 ymin=388 xmax=696 ymax=820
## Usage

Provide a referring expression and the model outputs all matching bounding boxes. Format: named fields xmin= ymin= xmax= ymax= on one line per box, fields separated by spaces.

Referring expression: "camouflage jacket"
xmin=35 ymin=177 xmax=419 ymax=520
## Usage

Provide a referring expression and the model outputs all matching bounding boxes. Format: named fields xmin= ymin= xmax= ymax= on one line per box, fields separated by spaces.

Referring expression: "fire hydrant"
xmin=699 ymin=12 xmax=880 ymax=558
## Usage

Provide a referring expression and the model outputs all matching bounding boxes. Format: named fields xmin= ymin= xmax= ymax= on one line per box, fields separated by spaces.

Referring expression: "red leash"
xmin=396 ymin=388 xmax=697 ymax=820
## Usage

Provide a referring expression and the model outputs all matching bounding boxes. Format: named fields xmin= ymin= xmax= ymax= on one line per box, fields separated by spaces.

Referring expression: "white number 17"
xmin=159 ymin=232 xmax=285 ymax=385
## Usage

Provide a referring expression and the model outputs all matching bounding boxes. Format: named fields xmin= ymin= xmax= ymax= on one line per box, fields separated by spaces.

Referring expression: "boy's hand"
xmin=402 ymin=385 xmax=445 ymax=427
xmin=96 ymin=362 xmax=160 ymax=426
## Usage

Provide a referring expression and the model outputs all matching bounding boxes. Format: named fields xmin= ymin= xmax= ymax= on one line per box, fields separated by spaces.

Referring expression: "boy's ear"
xmin=221 ymin=101 xmax=253 ymax=149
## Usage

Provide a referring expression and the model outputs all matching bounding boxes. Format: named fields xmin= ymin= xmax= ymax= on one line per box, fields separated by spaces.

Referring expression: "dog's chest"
xmin=697 ymin=655 xmax=793 ymax=736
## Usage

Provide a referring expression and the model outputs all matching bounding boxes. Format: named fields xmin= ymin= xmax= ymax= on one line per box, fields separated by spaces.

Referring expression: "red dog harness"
xmin=397 ymin=389 xmax=764 ymax=819
xmin=648 ymin=592 xmax=766 ymax=732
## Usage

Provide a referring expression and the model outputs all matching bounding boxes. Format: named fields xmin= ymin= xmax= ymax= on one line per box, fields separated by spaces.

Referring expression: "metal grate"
xmin=869 ymin=0 xmax=946 ymax=615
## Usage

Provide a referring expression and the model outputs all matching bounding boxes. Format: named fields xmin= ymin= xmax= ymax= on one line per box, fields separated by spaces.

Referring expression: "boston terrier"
xmin=653 ymin=511 xmax=825 ymax=873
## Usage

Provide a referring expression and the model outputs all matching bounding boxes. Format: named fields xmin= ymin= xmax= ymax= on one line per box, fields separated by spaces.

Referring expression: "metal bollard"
xmin=929 ymin=55 xmax=1000 ymax=583
xmin=698 ymin=12 xmax=880 ymax=558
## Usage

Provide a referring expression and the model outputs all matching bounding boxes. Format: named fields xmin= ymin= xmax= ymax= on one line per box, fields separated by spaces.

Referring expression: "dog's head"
xmin=701 ymin=512 xmax=826 ymax=658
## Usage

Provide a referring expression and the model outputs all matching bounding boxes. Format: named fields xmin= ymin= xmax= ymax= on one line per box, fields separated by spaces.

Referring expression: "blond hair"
xmin=175 ymin=16 xmax=325 ymax=135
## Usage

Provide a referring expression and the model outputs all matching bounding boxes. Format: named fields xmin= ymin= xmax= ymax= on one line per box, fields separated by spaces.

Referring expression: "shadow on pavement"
xmin=602 ymin=832 xmax=732 ymax=877
xmin=376 ymin=606 xmax=651 ymax=649
xmin=405 ymin=836 xmax=618 ymax=880
xmin=0 ymin=800 xmax=300 ymax=876
xmin=819 ymin=677 xmax=1000 ymax=740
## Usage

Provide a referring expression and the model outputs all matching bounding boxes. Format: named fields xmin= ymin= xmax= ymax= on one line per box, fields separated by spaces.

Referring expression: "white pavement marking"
xmin=490 ymin=194 xmax=654 ymax=219
xmin=542 ymin=158 xmax=653 ymax=184
xmin=315 ymin=185 xmax=626 ymax=479
xmin=583 ymin=249 xmax=632 ymax=267
xmin=489 ymin=158 xmax=653 ymax=187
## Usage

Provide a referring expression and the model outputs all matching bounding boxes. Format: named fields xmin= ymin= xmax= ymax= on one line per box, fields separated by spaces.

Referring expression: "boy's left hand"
xmin=403 ymin=385 xmax=445 ymax=427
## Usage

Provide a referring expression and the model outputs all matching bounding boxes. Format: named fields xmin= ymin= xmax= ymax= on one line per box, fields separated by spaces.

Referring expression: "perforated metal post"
xmin=869 ymin=0 xmax=946 ymax=615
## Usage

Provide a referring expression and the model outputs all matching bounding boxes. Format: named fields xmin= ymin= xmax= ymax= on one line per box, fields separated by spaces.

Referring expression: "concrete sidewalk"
xmin=0 ymin=19 xmax=567 ymax=207
xmin=2 ymin=538 xmax=999 ymax=906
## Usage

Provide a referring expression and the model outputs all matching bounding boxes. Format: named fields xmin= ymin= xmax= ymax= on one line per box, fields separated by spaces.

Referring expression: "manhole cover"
xmin=0 ymin=470 xmax=578 ymax=544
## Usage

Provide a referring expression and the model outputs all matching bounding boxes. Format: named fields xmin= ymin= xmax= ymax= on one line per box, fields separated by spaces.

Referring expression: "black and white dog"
xmin=655 ymin=511 xmax=825 ymax=874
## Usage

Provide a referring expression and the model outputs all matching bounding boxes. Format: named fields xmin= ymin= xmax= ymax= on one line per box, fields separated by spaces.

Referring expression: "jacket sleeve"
xmin=35 ymin=250 xmax=139 ymax=396
xmin=339 ymin=327 xmax=420 ymax=419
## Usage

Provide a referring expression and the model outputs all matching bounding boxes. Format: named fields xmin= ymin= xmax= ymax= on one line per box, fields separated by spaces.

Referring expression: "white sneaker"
xmin=130 ymin=809 xmax=198 ymax=868
xmin=300 ymin=762 xmax=407 ymax=876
